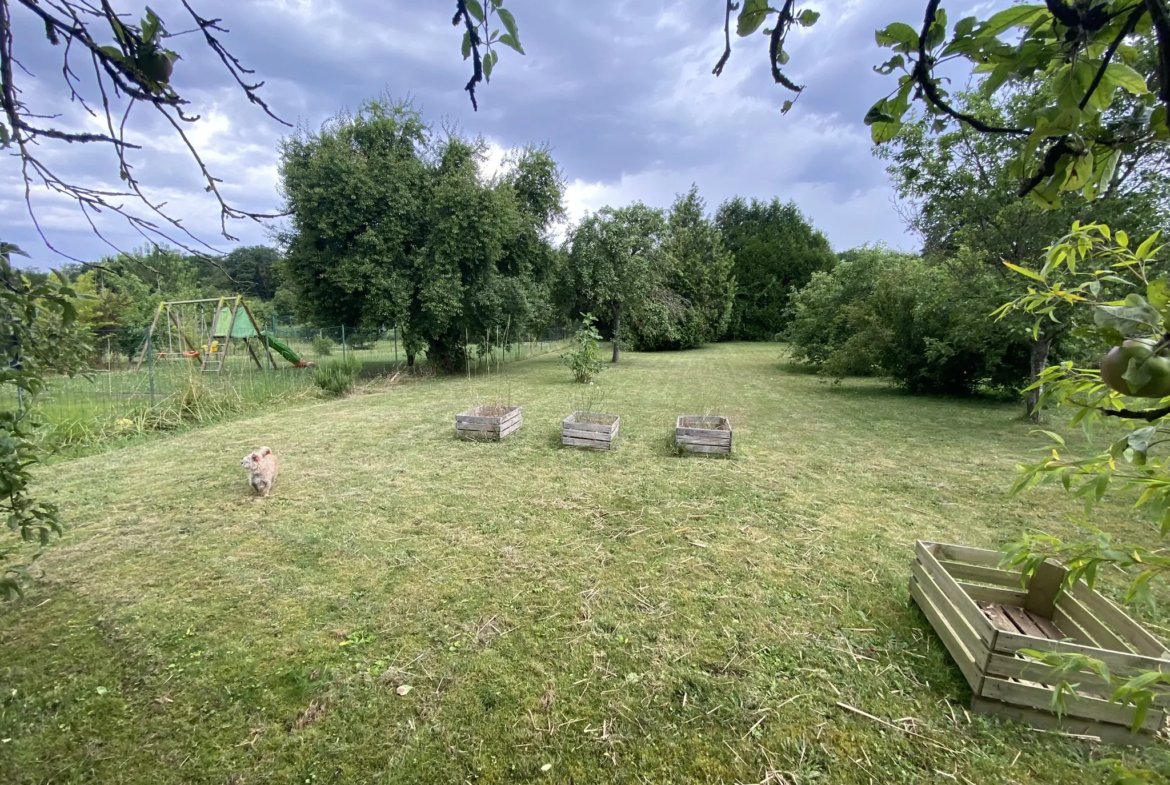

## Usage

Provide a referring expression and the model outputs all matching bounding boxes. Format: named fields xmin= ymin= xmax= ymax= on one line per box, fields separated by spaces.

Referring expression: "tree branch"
xmin=913 ymin=0 xmax=1029 ymax=136
xmin=712 ymin=0 xmax=737 ymax=77
xmin=1080 ymin=2 xmax=1146 ymax=112
xmin=1101 ymin=405 xmax=1170 ymax=421
xmin=453 ymin=0 xmax=482 ymax=111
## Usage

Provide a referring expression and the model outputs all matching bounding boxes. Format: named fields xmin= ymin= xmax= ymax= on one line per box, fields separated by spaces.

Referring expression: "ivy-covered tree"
xmin=715 ymin=197 xmax=835 ymax=341
xmin=566 ymin=204 xmax=667 ymax=364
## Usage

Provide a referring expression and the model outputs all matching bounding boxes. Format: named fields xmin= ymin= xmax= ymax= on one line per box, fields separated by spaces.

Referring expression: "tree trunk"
xmin=1026 ymin=334 xmax=1053 ymax=422
xmin=407 ymin=352 xmax=415 ymax=368
xmin=611 ymin=306 xmax=621 ymax=364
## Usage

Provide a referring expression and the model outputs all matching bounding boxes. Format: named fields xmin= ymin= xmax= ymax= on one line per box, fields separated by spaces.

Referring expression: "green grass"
xmin=2 ymin=343 xmax=1167 ymax=784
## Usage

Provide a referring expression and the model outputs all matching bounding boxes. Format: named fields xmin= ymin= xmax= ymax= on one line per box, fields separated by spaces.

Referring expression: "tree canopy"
xmin=278 ymin=98 xmax=564 ymax=370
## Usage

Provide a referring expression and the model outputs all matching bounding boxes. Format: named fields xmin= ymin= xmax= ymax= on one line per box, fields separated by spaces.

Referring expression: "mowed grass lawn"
xmin=3 ymin=343 xmax=1169 ymax=784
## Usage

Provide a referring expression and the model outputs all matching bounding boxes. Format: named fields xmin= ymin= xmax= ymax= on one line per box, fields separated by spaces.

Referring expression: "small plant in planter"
xmin=561 ymin=314 xmax=605 ymax=383
xmin=456 ymin=403 xmax=523 ymax=441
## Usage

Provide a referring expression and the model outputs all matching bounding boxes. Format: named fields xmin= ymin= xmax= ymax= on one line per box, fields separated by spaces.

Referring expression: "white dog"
xmin=240 ymin=446 xmax=278 ymax=497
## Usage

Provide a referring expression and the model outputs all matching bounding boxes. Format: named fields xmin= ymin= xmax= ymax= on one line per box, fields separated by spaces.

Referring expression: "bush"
xmin=786 ymin=246 xmax=1031 ymax=395
xmin=312 ymin=335 xmax=335 ymax=356
xmin=314 ymin=356 xmax=362 ymax=396
xmin=561 ymin=314 xmax=605 ymax=383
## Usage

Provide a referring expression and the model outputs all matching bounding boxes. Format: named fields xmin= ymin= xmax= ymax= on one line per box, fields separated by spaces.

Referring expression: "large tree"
xmin=566 ymin=204 xmax=667 ymax=364
xmin=882 ymin=86 xmax=1170 ymax=418
xmin=629 ymin=187 xmax=736 ymax=351
xmin=279 ymin=98 xmax=564 ymax=370
xmin=715 ymin=197 xmax=835 ymax=341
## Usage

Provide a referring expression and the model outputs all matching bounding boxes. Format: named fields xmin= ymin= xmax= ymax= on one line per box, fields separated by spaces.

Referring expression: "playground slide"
xmin=261 ymin=332 xmax=313 ymax=368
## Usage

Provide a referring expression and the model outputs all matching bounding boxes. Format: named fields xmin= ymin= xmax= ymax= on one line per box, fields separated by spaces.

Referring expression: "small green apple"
xmin=1100 ymin=339 xmax=1170 ymax=397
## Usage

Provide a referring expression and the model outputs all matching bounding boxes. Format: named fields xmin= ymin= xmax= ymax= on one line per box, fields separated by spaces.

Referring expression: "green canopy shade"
xmin=213 ymin=306 xmax=260 ymax=339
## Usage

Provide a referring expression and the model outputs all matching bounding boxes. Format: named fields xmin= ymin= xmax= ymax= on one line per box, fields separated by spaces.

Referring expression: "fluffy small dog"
xmin=240 ymin=446 xmax=278 ymax=497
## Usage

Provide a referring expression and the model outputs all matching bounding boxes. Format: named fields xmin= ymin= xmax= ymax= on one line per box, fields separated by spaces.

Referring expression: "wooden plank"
xmin=564 ymin=413 xmax=619 ymax=433
xmin=993 ymin=630 xmax=1170 ymax=674
xmin=915 ymin=542 xmax=995 ymax=648
xmin=1026 ymin=611 xmax=1065 ymax=641
xmin=562 ymin=427 xmax=613 ymax=442
xmin=1052 ymin=606 xmax=1101 ymax=648
xmin=677 ymin=416 xmax=730 ymax=431
xmin=499 ymin=419 xmax=523 ymax=439
xmin=978 ymin=602 xmax=1019 ymax=634
xmin=677 ymin=435 xmax=732 ymax=447
xmin=984 ymin=654 xmax=1170 ymax=706
xmin=563 ymin=435 xmax=611 ymax=450
xmin=934 ymin=542 xmax=1004 ymax=568
xmin=1003 ymin=606 xmax=1050 ymax=640
xmin=1067 ymin=582 xmax=1170 ymax=658
xmin=960 ymin=583 xmax=1028 ymax=607
xmin=981 ymin=676 xmax=1163 ymax=732
xmin=910 ymin=574 xmax=986 ymax=690
xmin=1056 ymin=593 xmax=1134 ymax=654
xmin=678 ymin=443 xmax=732 ymax=454
xmin=676 ymin=427 xmax=731 ymax=439
xmin=940 ymin=560 xmax=1024 ymax=588
xmin=1023 ymin=560 xmax=1064 ymax=619
xmin=456 ymin=420 xmax=501 ymax=432
xmin=970 ymin=696 xmax=1154 ymax=746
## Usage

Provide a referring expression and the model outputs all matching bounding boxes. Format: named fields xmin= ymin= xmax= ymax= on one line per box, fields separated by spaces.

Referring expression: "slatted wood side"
xmin=455 ymin=406 xmax=523 ymax=441
xmin=913 ymin=540 xmax=1170 ymax=741
xmin=562 ymin=412 xmax=620 ymax=451
xmin=675 ymin=415 xmax=731 ymax=455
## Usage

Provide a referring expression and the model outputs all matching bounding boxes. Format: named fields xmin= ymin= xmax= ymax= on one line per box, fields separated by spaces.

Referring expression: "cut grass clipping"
xmin=2 ymin=343 xmax=1168 ymax=784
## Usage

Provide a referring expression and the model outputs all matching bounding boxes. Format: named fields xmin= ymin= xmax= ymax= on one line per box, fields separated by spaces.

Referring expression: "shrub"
xmin=561 ymin=314 xmax=605 ymax=383
xmin=314 ymin=356 xmax=362 ymax=396
xmin=786 ymin=246 xmax=1031 ymax=395
xmin=312 ymin=335 xmax=335 ymax=356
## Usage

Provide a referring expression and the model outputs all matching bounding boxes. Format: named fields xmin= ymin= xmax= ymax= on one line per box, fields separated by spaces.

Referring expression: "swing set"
xmin=134 ymin=295 xmax=285 ymax=374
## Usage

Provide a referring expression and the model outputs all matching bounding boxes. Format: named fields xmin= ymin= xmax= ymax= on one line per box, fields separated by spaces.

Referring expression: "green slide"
xmin=261 ymin=332 xmax=308 ymax=367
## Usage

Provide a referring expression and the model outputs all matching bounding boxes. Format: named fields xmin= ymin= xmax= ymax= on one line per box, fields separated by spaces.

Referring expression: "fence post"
xmin=147 ymin=327 xmax=155 ymax=406
xmin=394 ymin=327 xmax=399 ymax=371
xmin=341 ymin=324 xmax=347 ymax=361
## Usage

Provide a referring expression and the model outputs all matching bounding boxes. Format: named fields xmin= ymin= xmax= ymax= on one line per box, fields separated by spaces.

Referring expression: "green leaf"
xmin=1148 ymin=279 xmax=1170 ymax=311
xmin=1117 ymin=230 xmax=1129 ymax=248
xmin=464 ymin=0 xmax=486 ymax=23
xmin=462 ymin=30 xmax=472 ymax=60
xmin=875 ymin=22 xmax=919 ymax=52
xmin=874 ymin=54 xmax=905 ymax=75
xmin=737 ymin=0 xmax=772 ymax=37
xmin=498 ymin=33 xmax=524 ymax=55
xmin=496 ymin=7 xmax=520 ymax=40
xmin=1105 ymin=63 xmax=1149 ymax=95
xmin=781 ymin=100 xmax=794 ymax=115
xmin=1062 ymin=150 xmax=1093 ymax=191
xmin=483 ymin=49 xmax=493 ymax=79
xmin=797 ymin=9 xmax=819 ymax=27
xmin=1003 ymin=261 xmax=1045 ymax=282
xmin=978 ymin=4 xmax=1046 ymax=36
xmin=864 ymin=102 xmax=895 ymax=125
xmin=1137 ymin=231 xmax=1161 ymax=261
xmin=1094 ymin=294 xmax=1162 ymax=334
xmin=924 ymin=7 xmax=947 ymax=50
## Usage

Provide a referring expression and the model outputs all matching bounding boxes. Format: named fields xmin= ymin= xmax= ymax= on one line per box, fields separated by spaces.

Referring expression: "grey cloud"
xmin=3 ymin=0 xmax=997 ymax=267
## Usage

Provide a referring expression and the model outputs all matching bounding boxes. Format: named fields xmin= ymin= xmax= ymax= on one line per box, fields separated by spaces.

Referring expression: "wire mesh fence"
xmin=0 ymin=321 xmax=574 ymax=444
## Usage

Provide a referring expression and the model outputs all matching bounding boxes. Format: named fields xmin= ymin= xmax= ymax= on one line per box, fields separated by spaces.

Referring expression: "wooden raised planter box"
xmin=675 ymin=415 xmax=732 ymax=455
xmin=562 ymin=412 xmax=620 ymax=450
xmin=455 ymin=404 xmax=522 ymax=441
xmin=910 ymin=540 xmax=1170 ymax=744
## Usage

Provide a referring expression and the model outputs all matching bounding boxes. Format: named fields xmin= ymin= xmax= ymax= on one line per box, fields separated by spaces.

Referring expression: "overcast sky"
xmin=2 ymin=0 xmax=1004 ymax=268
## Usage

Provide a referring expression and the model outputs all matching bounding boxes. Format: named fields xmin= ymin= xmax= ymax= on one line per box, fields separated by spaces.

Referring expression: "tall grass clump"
xmin=314 ymin=356 xmax=362 ymax=396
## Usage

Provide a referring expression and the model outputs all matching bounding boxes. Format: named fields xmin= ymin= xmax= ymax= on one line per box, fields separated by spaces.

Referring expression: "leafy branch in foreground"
xmin=0 ymin=242 xmax=89 ymax=599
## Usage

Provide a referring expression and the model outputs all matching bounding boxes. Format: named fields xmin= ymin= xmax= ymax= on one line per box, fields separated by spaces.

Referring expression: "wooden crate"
xmin=910 ymin=540 xmax=1170 ymax=744
xmin=455 ymin=404 xmax=522 ymax=441
xmin=562 ymin=411 xmax=620 ymax=450
xmin=675 ymin=415 xmax=731 ymax=455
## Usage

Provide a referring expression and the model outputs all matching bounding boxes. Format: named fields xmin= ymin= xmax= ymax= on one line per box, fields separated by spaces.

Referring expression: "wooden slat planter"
xmin=910 ymin=540 xmax=1170 ymax=744
xmin=562 ymin=412 xmax=620 ymax=451
xmin=675 ymin=415 xmax=732 ymax=455
xmin=455 ymin=404 xmax=522 ymax=441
